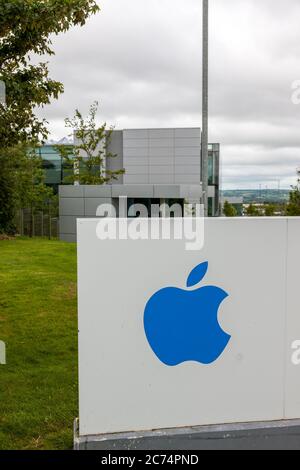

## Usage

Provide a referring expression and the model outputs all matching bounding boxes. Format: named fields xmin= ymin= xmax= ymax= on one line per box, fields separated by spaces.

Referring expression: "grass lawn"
xmin=0 ymin=237 xmax=78 ymax=450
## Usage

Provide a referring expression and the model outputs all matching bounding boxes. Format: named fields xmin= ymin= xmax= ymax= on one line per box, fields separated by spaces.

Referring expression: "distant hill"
xmin=46 ymin=137 xmax=73 ymax=145
xmin=221 ymin=189 xmax=290 ymax=204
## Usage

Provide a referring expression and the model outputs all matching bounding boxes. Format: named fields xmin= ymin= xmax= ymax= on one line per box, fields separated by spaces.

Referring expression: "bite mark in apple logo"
xmin=144 ymin=262 xmax=231 ymax=366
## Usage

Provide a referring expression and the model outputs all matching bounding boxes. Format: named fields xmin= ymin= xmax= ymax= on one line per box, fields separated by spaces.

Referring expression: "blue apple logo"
xmin=144 ymin=262 xmax=231 ymax=366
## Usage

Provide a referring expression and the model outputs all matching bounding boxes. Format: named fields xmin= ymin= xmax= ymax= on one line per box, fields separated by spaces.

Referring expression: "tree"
xmin=17 ymin=147 xmax=56 ymax=236
xmin=246 ymin=204 xmax=261 ymax=217
xmin=0 ymin=144 xmax=56 ymax=234
xmin=0 ymin=147 xmax=18 ymax=234
xmin=286 ymin=185 xmax=300 ymax=216
xmin=57 ymin=102 xmax=125 ymax=185
xmin=0 ymin=0 xmax=99 ymax=146
xmin=264 ymin=204 xmax=276 ymax=217
xmin=0 ymin=0 xmax=99 ymax=233
xmin=223 ymin=200 xmax=237 ymax=217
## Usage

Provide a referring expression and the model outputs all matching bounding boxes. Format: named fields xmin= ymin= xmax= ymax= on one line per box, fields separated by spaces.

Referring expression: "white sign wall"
xmin=77 ymin=218 xmax=300 ymax=437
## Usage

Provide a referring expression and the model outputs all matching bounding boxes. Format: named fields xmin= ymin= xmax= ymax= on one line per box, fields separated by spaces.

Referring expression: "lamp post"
xmin=202 ymin=0 xmax=209 ymax=216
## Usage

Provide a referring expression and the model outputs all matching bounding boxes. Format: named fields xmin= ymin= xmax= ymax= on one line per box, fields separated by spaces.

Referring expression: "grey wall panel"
xmin=59 ymin=216 xmax=78 ymax=234
xmin=175 ymin=138 xmax=201 ymax=148
xmin=121 ymin=128 xmax=201 ymax=188
xmin=125 ymin=165 xmax=149 ymax=175
xmin=174 ymin=175 xmax=200 ymax=184
xmin=153 ymin=185 xmax=181 ymax=198
xmin=175 ymin=147 xmax=201 ymax=157
xmin=125 ymin=156 xmax=148 ymax=165
xmin=60 ymin=198 xmax=84 ymax=216
xmin=149 ymin=165 xmax=174 ymax=175
xmin=84 ymin=186 xmax=112 ymax=198
xmin=123 ymin=139 xmax=148 ymax=148
xmin=175 ymin=157 xmax=200 ymax=165
xmin=85 ymin=198 xmax=113 ymax=217
xmin=149 ymin=174 xmax=174 ymax=184
xmin=59 ymin=183 xmax=204 ymax=241
xmin=149 ymin=147 xmax=174 ymax=157
xmin=179 ymin=185 xmax=202 ymax=199
xmin=124 ymin=130 xmax=148 ymax=139
xmin=148 ymin=138 xmax=174 ymax=148
xmin=59 ymin=185 xmax=84 ymax=198
xmin=148 ymin=129 xmax=174 ymax=139
xmin=112 ymin=185 xmax=154 ymax=198
xmin=175 ymin=128 xmax=201 ymax=138
xmin=149 ymin=156 xmax=174 ymax=165
xmin=60 ymin=233 xmax=77 ymax=243
xmin=123 ymin=148 xmax=148 ymax=158
xmin=208 ymin=186 xmax=216 ymax=198
xmin=174 ymin=165 xmax=200 ymax=175
xmin=124 ymin=175 xmax=150 ymax=184
xmin=106 ymin=131 xmax=124 ymax=184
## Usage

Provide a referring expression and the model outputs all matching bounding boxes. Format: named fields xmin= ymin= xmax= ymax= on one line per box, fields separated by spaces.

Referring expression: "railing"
xmin=15 ymin=209 xmax=59 ymax=239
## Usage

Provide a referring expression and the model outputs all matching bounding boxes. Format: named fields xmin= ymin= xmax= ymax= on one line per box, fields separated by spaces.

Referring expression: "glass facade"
xmin=208 ymin=143 xmax=220 ymax=186
xmin=36 ymin=145 xmax=74 ymax=193
xmin=39 ymin=141 xmax=220 ymax=216
xmin=127 ymin=198 xmax=184 ymax=218
xmin=127 ymin=198 xmax=161 ymax=217
xmin=207 ymin=143 xmax=220 ymax=217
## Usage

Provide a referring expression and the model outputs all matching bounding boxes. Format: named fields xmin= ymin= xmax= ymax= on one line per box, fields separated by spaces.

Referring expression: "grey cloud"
xmin=35 ymin=0 xmax=300 ymax=188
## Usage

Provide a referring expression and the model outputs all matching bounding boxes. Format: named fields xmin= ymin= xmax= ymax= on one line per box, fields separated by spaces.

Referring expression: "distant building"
xmin=36 ymin=139 xmax=73 ymax=194
xmin=220 ymin=196 xmax=243 ymax=216
xmin=47 ymin=127 xmax=221 ymax=242
xmin=78 ymin=129 xmax=220 ymax=217
xmin=42 ymin=129 xmax=220 ymax=212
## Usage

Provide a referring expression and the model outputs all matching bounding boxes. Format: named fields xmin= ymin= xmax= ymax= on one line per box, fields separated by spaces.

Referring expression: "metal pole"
xmin=41 ymin=211 xmax=44 ymax=238
xmin=202 ymin=0 xmax=209 ymax=216
xmin=48 ymin=201 xmax=51 ymax=240
xmin=20 ymin=209 xmax=24 ymax=236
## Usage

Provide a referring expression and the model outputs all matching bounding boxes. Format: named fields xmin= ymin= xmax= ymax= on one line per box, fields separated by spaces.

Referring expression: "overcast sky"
xmin=36 ymin=0 xmax=300 ymax=189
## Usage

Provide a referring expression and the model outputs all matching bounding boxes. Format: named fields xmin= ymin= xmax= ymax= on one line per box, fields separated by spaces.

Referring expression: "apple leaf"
xmin=187 ymin=262 xmax=208 ymax=288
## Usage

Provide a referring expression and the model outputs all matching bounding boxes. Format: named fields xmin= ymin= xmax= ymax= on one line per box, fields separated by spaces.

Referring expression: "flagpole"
xmin=202 ymin=0 xmax=209 ymax=216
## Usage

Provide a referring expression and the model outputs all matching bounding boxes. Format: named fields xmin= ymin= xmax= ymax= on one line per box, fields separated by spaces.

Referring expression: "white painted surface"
xmin=77 ymin=218 xmax=300 ymax=437
xmin=285 ymin=218 xmax=300 ymax=418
